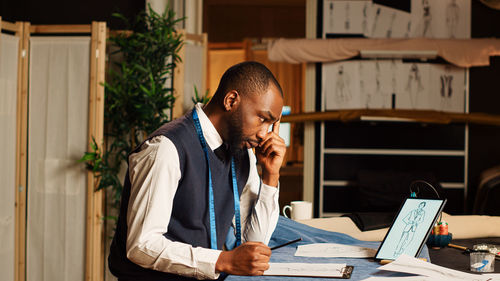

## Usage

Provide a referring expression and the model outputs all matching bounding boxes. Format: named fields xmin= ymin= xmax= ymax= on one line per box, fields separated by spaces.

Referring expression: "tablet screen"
xmin=375 ymin=198 xmax=446 ymax=261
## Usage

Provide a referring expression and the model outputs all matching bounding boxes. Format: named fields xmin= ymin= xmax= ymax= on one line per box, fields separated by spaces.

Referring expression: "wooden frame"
xmin=3 ymin=20 xmax=107 ymax=281
xmin=86 ymin=21 xmax=107 ymax=281
xmin=172 ymin=30 xmax=208 ymax=119
xmin=0 ymin=17 xmax=30 ymax=281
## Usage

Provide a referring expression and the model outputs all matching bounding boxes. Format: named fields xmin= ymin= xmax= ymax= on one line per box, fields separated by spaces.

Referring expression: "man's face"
xmin=227 ymin=84 xmax=283 ymax=153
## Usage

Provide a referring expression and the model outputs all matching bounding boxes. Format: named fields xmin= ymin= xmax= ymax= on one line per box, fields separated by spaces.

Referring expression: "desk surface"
xmin=226 ymin=216 xmax=430 ymax=281
xmin=429 ymin=237 xmax=500 ymax=273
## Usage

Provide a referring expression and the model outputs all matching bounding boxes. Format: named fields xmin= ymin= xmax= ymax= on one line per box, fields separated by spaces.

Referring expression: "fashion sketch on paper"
xmin=405 ymin=63 xmax=425 ymax=108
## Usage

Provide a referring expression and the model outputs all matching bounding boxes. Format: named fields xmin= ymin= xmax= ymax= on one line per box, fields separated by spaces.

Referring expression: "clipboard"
xmin=263 ymin=263 xmax=354 ymax=279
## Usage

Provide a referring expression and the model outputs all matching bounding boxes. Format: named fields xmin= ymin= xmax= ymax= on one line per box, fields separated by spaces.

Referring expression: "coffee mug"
xmin=282 ymin=201 xmax=312 ymax=220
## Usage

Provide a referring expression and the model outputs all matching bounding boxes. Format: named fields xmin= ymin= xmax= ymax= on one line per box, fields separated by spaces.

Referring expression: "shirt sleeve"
xmin=125 ymin=135 xmax=222 ymax=280
xmin=239 ymin=149 xmax=280 ymax=244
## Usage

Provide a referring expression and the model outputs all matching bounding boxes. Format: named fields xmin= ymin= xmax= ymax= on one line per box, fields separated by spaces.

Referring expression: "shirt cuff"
xmin=259 ymin=182 xmax=279 ymax=200
xmin=194 ymin=248 xmax=222 ymax=280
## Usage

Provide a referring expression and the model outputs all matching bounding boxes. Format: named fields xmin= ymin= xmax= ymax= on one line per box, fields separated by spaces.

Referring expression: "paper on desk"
xmin=481 ymin=274 xmax=500 ymax=281
xmin=361 ymin=277 xmax=434 ymax=281
xmin=295 ymin=243 xmax=377 ymax=258
xmin=379 ymin=254 xmax=492 ymax=281
xmin=264 ymin=262 xmax=346 ymax=277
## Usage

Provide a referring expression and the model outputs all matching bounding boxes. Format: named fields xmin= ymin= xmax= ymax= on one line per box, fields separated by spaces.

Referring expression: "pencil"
xmin=270 ymin=237 xmax=302 ymax=251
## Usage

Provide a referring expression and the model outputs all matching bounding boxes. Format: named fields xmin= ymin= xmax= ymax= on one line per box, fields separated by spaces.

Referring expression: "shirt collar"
xmin=195 ymin=103 xmax=223 ymax=151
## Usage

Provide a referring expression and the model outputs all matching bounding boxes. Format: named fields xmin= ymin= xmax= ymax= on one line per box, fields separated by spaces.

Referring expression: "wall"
xmin=1 ymin=0 xmax=144 ymax=29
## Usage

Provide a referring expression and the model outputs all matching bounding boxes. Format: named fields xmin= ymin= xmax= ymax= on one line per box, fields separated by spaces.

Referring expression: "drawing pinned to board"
xmin=405 ymin=63 xmax=425 ymax=108
xmin=394 ymin=202 xmax=426 ymax=257
xmin=446 ymin=0 xmax=460 ymax=38
xmin=429 ymin=64 xmax=465 ymax=113
xmin=323 ymin=0 xmax=371 ymax=37
xmin=411 ymin=0 xmax=470 ymax=38
xmin=365 ymin=4 xmax=412 ymax=38
xmin=323 ymin=61 xmax=362 ymax=110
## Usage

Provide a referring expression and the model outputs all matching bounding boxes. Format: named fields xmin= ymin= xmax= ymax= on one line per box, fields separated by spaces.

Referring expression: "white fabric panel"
xmin=27 ymin=37 xmax=90 ymax=281
xmin=0 ymin=33 xmax=20 ymax=281
xmin=183 ymin=43 xmax=204 ymax=112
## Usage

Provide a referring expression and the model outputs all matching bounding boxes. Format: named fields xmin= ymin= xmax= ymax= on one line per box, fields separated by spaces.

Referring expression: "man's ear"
xmin=223 ymin=90 xmax=240 ymax=111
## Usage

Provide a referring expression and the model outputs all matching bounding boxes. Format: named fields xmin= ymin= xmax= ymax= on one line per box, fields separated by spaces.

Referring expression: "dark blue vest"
xmin=108 ymin=109 xmax=250 ymax=281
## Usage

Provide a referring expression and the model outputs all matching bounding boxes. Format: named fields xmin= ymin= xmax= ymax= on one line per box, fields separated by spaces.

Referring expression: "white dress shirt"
xmin=125 ymin=104 xmax=280 ymax=280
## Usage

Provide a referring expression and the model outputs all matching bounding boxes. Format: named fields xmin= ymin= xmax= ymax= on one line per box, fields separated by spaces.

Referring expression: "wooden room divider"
xmin=0 ymin=18 xmax=106 ymax=281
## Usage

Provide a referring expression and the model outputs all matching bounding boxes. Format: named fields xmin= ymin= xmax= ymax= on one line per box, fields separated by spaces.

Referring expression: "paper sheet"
xmin=295 ymin=243 xmax=377 ymax=258
xmin=379 ymin=254 xmax=492 ymax=281
xmin=361 ymin=277 xmax=434 ymax=281
xmin=264 ymin=263 xmax=346 ymax=277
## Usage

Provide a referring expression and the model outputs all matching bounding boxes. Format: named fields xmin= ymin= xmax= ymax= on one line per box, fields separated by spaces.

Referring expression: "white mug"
xmin=282 ymin=201 xmax=312 ymax=220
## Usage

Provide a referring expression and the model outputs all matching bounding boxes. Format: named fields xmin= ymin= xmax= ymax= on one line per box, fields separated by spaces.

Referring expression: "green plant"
xmin=80 ymin=5 xmax=184 ymax=212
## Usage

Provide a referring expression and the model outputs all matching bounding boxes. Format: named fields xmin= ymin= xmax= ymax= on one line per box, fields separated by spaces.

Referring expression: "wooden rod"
xmin=30 ymin=24 xmax=91 ymax=34
xmin=280 ymin=109 xmax=500 ymax=126
xmin=1 ymin=18 xmax=22 ymax=33
xmin=15 ymin=21 xmax=30 ymax=281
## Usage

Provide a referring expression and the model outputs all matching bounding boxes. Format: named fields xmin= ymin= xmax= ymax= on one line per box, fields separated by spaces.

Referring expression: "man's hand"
xmin=215 ymin=242 xmax=271 ymax=276
xmin=255 ymin=119 xmax=286 ymax=187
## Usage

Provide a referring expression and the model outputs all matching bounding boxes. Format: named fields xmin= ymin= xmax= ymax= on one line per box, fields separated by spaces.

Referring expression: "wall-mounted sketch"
xmin=428 ymin=64 xmax=466 ymax=113
xmin=323 ymin=61 xmax=362 ymax=110
xmin=345 ymin=2 xmax=351 ymax=30
xmin=406 ymin=63 xmax=425 ymax=108
xmin=393 ymin=202 xmax=426 ymax=257
xmin=323 ymin=0 xmax=371 ymax=37
xmin=362 ymin=2 xmax=369 ymax=35
xmin=396 ymin=62 xmax=430 ymax=110
xmin=411 ymin=0 xmax=470 ymax=38
xmin=365 ymin=4 xmax=411 ymax=38
xmin=446 ymin=0 xmax=460 ymax=38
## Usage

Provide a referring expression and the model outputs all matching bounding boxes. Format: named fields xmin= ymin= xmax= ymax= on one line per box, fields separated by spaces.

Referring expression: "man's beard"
xmin=227 ymin=108 xmax=245 ymax=155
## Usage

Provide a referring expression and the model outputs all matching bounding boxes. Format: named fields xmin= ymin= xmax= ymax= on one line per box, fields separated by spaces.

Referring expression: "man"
xmin=109 ymin=61 xmax=286 ymax=280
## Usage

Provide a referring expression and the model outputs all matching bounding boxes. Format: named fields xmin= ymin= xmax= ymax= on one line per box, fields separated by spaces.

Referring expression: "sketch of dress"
xmin=359 ymin=62 xmax=368 ymax=107
xmin=446 ymin=0 xmax=460 ymax=38
xmin=386 ymin=12 xmax=397 ymax=38
xmin=405 ymin=64 xmax=425 ymax=108
xmin=415 ymin=0 xmax=433 ymax=37
xmin=375 ymin=61 xmax=386 ymax=108
xmin=394 ymin=202 xmax=426 ymax=257
xmin=404 ymin=21 xmax=412 ymax=38
xmin=335 ymin=65 xmax=352 ymax=104
xmin=329 ymin=2 xmax=334 ymax=31
xmin=440 ymin=71 xmax=454 ymax=110
xmin=362 ymin=3 xmax=368 ymax=35
xmin=345 ymin=2 xmax=351 ymax=30
xmin=371 ymin=7 xmax=381 ymax=37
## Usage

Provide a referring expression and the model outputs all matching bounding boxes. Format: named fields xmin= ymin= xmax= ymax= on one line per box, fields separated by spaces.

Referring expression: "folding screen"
xmin=172 ymin=31 xmax=207 ymax=118
xmin=27 ymin=36 xmax=91 ymax=281
xmin=0 ymin=22 xmax=21 ymax=281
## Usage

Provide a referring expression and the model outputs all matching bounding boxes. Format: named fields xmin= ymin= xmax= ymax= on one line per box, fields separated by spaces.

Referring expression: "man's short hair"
xmin=212 ymin=61 xmax=283 ymax=102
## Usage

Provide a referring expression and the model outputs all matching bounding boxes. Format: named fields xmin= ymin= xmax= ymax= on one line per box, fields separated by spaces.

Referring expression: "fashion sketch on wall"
xmin=323 ymin=0 xmax=371 ymax=37
xmin=428 ymin=64 xmax=466 ymax=113
xmin=396 ymin=62 xmax=430 ymax=110
xmin=365 ymin=4 xmax=411 ymax=38
xmin=411 ymin=0 xmax=470 ymax=38
xmin=323 ymin=0 xmax=470 ymax=39
xmin=323 ymin=61 xmax=362 ymax=110
xmin=323 ymin=60 xmax=396 ymax=110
